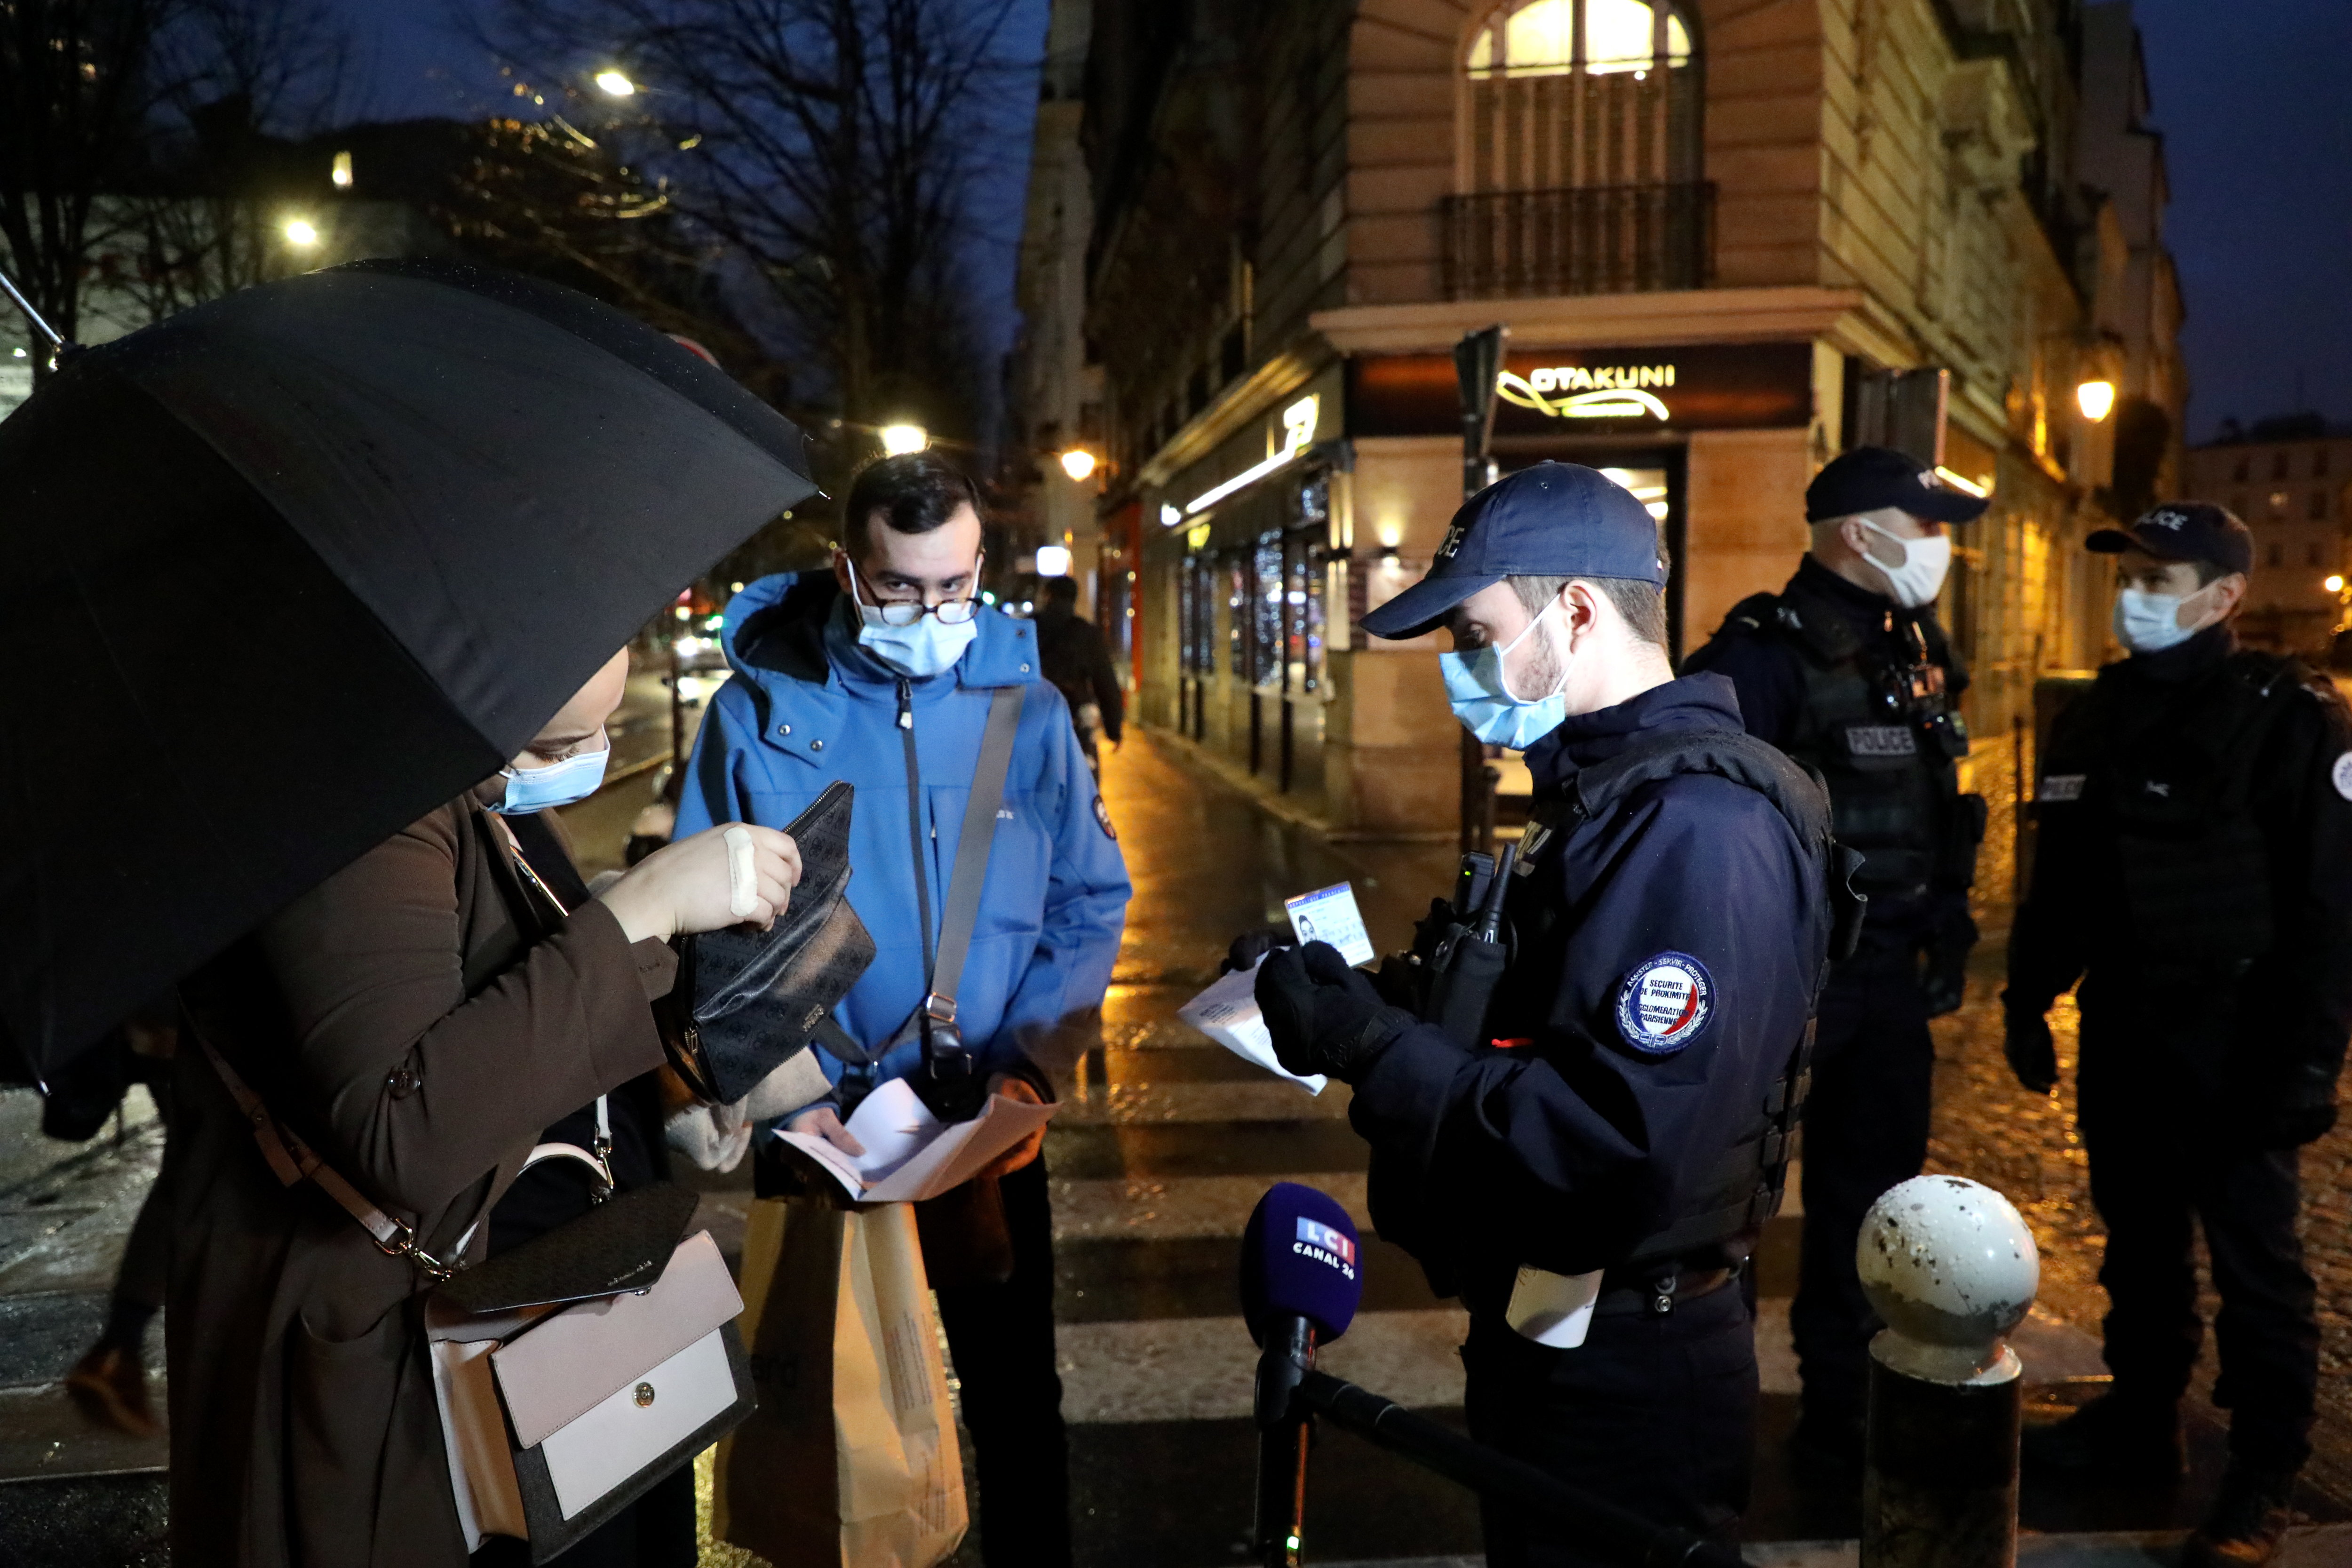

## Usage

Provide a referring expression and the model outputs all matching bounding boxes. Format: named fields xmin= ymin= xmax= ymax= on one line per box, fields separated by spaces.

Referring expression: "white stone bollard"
xmin=1857 ymin=1174 xmax=2042 ymax=1568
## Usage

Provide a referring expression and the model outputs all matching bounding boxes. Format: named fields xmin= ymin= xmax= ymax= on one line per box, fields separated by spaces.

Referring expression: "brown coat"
xmin=165 ymin=794 xmax=676 ymax=1567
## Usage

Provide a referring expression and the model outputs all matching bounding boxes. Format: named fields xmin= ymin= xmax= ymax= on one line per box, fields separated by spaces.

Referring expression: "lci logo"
xmin=1497 ymin=363 xmax=1676 ymax=422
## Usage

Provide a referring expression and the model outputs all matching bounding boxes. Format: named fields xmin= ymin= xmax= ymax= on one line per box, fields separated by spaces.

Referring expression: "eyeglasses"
xmin=847 ymin=555 xmax=983 ymax=625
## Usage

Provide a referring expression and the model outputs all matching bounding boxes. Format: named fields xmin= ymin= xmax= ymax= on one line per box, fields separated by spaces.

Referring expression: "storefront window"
xmin=1227 ymin=555 xmax=1249 ymax=678
xmin=1251 ymin=533 xmax=1285 ymax=686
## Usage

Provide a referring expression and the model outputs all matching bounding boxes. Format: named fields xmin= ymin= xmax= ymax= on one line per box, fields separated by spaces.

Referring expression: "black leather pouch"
xmin=663 ymin=782 xmax=876 ymax=1104
xmin=436 ymin=1182 xmax=702 ymax=1315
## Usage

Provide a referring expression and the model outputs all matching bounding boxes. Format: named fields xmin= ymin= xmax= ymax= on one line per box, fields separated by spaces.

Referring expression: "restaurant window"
xmin=1251 ymin=533 xmax=1285 ymax=685
xmin=1462 ymin=0 xmax=1700 ymax=192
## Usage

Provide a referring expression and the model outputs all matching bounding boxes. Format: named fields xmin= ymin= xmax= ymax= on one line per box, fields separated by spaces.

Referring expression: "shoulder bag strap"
xmin=930 ymin=684 xmax=1027 ymax=1020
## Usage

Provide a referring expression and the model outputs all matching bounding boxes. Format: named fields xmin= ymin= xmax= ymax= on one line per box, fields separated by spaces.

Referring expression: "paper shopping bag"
xmin=716 ymin=1197 xmax=968 ymax=1568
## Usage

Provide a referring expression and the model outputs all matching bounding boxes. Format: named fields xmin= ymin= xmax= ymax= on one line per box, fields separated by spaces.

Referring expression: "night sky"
xmin=336 ymin=0 xmax=2348 ymax=446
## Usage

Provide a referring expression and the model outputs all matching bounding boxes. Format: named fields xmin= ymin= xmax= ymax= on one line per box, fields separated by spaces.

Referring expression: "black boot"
xmin=2020 ymin=1391 xmax=2185 ymax=1479
xmin=2183 ymin=1465 xmax=2298 ymax=1568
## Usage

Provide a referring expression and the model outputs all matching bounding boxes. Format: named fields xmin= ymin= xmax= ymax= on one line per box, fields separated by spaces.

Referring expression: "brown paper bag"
xmin=716 ymin=1197 xmax=968 ymax=1568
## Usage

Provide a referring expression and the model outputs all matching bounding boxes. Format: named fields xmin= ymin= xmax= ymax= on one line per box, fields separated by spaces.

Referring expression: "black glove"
xmin=2002 ymin=1001 xmax=2058 ymax=1094
xmin=1256 ymin=941 xmax=1415 ymax=1083
xmin=2244 ymin=1100 xmax=2339 ymax=1149
xmin=1222 ymin=924 xmax=1296 ymax=975
xmin=2233 ymin=1058 xmax=2343 ymax=1149
xmin=1919 ymin=903 xmax=1977 ymax=1018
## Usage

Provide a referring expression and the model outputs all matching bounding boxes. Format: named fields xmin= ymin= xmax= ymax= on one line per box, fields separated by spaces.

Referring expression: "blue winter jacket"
xmin=675 ymin=573 xmax=1130 ymax=1117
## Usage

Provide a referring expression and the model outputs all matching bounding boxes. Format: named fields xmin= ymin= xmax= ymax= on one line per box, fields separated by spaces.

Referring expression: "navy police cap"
xmin=1360 ymin=462 xmax=1665 ymax=641
xmin=2087 ymin=501 xmax=2253 ymax=576
xmin=1805 ymin=446 xmax=1989 ymax=525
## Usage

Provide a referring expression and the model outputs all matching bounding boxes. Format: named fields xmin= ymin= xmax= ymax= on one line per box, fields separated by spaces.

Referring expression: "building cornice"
xmin=1308 ymin=287 xmax=1875 ymax=356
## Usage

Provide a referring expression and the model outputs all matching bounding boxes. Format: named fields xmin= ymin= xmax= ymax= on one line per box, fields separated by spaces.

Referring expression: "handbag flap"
xmin=435 ymin=1181 xmax=700 ymax=1317
xmin=492 ymin=1229 xmax=743 ymax=1449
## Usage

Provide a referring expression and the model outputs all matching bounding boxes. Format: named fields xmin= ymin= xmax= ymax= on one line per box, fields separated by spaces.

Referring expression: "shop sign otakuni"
xmin=1498 ymin=362 xmax=1678 ymax=422
xmin=1349 ymin=343 xmax=1812 ymax=437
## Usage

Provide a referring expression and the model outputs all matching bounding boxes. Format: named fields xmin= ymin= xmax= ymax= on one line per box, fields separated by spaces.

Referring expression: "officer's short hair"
xmin=1511 ymin=574 xmax=1670 ymax=649
xmin=842 ymin=453 xmax=983 ymax=557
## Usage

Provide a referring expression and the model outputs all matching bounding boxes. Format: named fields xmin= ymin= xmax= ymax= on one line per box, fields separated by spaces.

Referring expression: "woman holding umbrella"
xmin=0 ymin=260 xmax=824 ymax=1567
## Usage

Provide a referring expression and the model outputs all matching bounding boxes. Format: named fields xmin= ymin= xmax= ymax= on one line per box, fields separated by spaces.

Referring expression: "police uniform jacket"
xmin=1685 ymin=556 xmax=1977 ymax=946
xmin=1348 ymin=676 xmax=1832 ymax=1316
xmin=2009 ymin=624 xmax=2352 ymax=1120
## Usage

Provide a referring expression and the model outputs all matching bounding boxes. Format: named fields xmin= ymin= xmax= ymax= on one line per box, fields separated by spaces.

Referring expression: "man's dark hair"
xmin=1041 ymin=576 xmax=1080 ymax=606
xmin=842 ymin=452 xmax=983 ymax=556
xmin=1510 ymin=573 xmax=1670 ymax=649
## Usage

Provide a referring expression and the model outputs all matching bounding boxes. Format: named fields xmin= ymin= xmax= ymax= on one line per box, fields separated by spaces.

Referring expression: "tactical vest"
xmin=1503 ymin=730 xmax=1857 ymax=1274
xmin=2042 ymin=650 xmax=2323 ymax=967
xmin=1723 ymin=581 xmax=1972 ymax=898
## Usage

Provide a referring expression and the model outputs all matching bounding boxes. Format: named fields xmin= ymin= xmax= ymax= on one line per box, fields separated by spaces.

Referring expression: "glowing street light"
xmin=2327 ymin=574 xmax=2344 ymax=595
xmin=1058 ymin=449 xmax=1097 ymax=482
xmin=880 ymin=423 xmax=929 ymax=456
xmin=282 ymin=218 xmax=319 ymax=247
xmin=2075 ymin=379 xmax=2115 ymax=422
xmin=595 ymin=69 xmax=637 ymax=97
xmin=1035 ymin=545 xmax=1073 ymax=576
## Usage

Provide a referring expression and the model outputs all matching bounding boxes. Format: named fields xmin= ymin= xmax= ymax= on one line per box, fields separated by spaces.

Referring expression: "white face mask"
xmin=1856 ymin=519 xmax=1953 ymax=609
xmin=2114 ymin=584 xmax=2214 ymax=654
xmin=845 ymin=557 xmax=982 ymax=678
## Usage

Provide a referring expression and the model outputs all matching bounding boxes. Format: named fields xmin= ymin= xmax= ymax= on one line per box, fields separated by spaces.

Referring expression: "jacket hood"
xmin=717 ymin=571 xmax=1043 ymax=695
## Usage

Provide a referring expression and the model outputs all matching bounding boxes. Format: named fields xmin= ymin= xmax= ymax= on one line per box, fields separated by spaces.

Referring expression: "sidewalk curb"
xmin=1142 ymin=724 xmax=1457 ymax=847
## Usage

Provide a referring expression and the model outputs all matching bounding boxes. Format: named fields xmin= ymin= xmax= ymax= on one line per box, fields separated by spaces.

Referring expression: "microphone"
xmin=1240 ymin=1183 xmax=1363 ymax=1567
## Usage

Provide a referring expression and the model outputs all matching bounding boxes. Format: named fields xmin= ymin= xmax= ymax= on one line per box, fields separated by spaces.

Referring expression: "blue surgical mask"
xmin=1439 ymin=604 xmax=1569 ymax=749
xmin=846 ymin=558 xmax=981 ymax=678
xmin=2113 ymin=584 xmax=2213 ymax=655
xmin=491 ymin=733 xmax=610 ymax=814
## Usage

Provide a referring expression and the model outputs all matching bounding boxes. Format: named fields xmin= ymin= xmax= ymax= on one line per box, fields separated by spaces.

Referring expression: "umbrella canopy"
xmin=0 ymin=258 xmax=816 ymax=1078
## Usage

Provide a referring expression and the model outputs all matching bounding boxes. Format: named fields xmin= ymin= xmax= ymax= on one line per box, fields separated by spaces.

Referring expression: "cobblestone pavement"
xmin=9 ymin=726 xmax=2352 ymax=1567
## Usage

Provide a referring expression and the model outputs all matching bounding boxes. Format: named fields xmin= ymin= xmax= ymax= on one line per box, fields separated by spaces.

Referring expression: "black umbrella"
xmin=0 ymin=258 xmax=816 ymax=1079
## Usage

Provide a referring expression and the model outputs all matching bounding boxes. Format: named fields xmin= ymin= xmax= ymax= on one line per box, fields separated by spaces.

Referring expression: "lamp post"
xmin=1453 ymin=325 xmax=1507 ymax=855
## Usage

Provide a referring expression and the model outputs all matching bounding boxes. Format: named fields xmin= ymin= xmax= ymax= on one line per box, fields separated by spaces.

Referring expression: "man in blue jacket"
xmin=1252 ymin=464 xmax=1836 ymax=1566
xmin=678 ymin=452 xmax=1130 ymax=1568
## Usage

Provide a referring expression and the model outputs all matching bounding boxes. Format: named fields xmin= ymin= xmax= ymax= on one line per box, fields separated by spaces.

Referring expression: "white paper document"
xmin=1283 ymin=882 xmax=1376 ymax=967
xmin=1177 ymin=958 xmax=1327 ymax=1095
xmin=773 ymin=1077 xmax=1058 ymax=1203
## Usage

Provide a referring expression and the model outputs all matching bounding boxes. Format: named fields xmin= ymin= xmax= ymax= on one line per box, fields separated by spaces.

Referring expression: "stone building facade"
xmin=2182 ymin=415 xmax=2352 ymax=661
xmin=1055 ymin=0 xmax=2184 ymax=836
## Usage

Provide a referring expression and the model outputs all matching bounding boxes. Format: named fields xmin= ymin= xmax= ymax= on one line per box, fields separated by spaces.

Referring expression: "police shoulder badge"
xmin=1094 ymin=795 xmax=1119 ymax=839
xmin=2332 ymin=752 xmax=2352 ymax=803
xmin=1614 ymin=952 xmax=1714 ymax=1056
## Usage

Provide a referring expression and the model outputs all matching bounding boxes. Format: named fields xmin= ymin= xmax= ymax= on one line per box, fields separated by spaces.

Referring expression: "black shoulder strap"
xmin=1567 ymin=729 xmax=1834 ymax=853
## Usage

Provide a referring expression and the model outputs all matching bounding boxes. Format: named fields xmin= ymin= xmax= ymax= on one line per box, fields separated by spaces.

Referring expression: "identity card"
xmin=1283 ymin=882 xmax=1376 ymax=967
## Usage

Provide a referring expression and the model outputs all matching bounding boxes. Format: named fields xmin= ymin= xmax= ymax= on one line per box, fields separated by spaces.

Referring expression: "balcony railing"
xmin=1440 ymin=182 xmax=1716 ymax=301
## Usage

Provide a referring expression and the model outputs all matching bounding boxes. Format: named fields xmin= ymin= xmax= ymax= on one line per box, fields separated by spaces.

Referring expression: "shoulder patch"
xmin=1093 ymin=795 xmax=1119 ymax=839
xmin=2331 ymin=753 xmax=2352 ymax=803
xmin=1614 ymin=952 xmax=1713 ymax=1056
xmin=2039 ymin=773 xmax=2086 ymax=803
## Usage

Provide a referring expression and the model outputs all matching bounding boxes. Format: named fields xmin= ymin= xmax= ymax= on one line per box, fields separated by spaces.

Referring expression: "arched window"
xmin=1461 ymin=0 xmax=1700 ymax=193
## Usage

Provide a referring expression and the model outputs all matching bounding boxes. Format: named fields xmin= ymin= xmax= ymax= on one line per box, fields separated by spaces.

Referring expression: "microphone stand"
xmin=1252 ymin=1315 xmax=1317 ymax=1568
xmin=1288 ymin=1370 xmax=1748 ymax=1568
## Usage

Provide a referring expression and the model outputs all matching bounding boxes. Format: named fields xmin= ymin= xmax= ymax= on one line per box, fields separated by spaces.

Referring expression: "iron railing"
xmin=1440 ymin=182 xmax=1716 ymax=300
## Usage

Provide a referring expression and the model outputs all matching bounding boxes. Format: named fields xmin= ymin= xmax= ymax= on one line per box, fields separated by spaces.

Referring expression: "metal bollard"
xmin=1857 ymin=1175 xmax=2041 ymax=1568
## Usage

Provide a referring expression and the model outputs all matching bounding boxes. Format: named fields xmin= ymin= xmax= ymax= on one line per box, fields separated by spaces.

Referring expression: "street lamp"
xmin=2326 ymin=574 xmax=2344 ymax=595
xmin=1035 ymin=545 xmax=1073 ymax=576
xmin=595 ymin=69 xmax=637 ymax=97
xmin=282 ymin=218 xmax=319 ymax=247
xmin=880 ymin=423 xmax=929 ymax=456
xmin=1058 ymin=449 xmax=1097 ymax=482
xmin=2075 ymin=379 xmax=2115 ymax=422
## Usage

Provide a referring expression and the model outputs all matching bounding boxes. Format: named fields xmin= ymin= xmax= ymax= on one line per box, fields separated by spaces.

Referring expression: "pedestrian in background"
xmin=677 ymin=453 xmax=1130 ymax=1568
xmin=1683 ymin=446 xmax=1987 ymax=1473
xmin=2006 ymin=503 xmax=2352 ymax=1568
xmin=166 ymin=650 xmax=802 ymax=1568
xmin=1034 ymin=574 xmax=1125 ymax=774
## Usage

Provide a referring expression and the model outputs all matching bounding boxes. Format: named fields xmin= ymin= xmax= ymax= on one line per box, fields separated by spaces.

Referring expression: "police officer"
xmin=2006 ymin=504 xmax=2352 ymax=1568
xmin=1248 ymin=464 xmax=1838 ymax=1566
xmin=1682 ymin=445 xmax=1987 ymax=1468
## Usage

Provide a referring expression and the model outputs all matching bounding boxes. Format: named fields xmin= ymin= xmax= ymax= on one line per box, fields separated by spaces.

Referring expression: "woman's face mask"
xmin=1439 ymin=600 xmax=1570 ymax=749
xmin=846 ymin=556 xmax=981 ymax=678
xmin=2114 ymin=581 xmax=2217 ymax=654
xmin=1856 ymin=518 xmax=1953 ymax=609
xmin=491 ymin=731 xmax=610 ymax=815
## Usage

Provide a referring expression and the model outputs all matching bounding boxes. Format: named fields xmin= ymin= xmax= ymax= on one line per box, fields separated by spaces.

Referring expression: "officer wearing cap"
xmin=2005 ymin=503 xmax=2352 ymax=1568
xmin=1244 ymin=463 xmax=1840 ymax=1565
xmin=1681 ymin=444 xmax=1988 ymax=1470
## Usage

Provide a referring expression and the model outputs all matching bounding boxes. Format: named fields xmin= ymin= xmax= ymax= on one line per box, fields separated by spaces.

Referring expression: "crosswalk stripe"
xmin=1051 ymin=1172 xmax=1369 ymax=1243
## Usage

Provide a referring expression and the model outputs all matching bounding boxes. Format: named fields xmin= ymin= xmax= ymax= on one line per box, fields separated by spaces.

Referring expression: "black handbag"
xmin=664 ymin=781 xmax=877 ymax=1105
